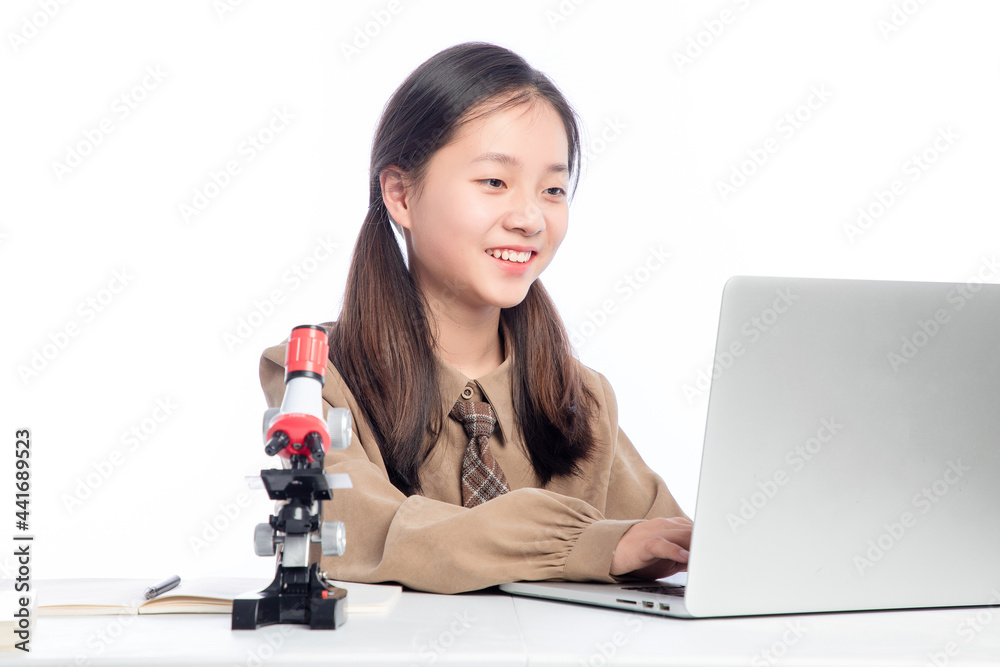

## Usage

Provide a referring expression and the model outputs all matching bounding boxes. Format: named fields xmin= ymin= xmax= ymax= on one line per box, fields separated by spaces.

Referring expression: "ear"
xmin=380 ymin=166 xmax=414 ymax=231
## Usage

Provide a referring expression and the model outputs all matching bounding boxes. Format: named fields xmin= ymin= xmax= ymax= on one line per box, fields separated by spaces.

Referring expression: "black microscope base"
xmin=231 ymin=564 xmax=347 ymax=630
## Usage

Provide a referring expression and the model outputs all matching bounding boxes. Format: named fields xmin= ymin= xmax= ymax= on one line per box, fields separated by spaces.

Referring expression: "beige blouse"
xmin=259 ymin=323 xmax=687 ymax=594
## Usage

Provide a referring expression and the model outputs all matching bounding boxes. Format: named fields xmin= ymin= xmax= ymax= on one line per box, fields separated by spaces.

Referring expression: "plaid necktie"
xmin=449 ymin=399 xmax=510 ymax=507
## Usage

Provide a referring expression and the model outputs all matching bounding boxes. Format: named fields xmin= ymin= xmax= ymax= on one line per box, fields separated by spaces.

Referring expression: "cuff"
xmin=564 ymin=518 xmax=642 ymax=582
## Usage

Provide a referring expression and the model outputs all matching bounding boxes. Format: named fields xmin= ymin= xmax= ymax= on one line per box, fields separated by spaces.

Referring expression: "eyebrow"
xmin=469 ymin=151 xmax=569 ymax=175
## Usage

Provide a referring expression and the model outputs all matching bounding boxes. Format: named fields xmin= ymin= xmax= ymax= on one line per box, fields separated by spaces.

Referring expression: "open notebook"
xmin=30 ymin=577 xmax=401 ymax=616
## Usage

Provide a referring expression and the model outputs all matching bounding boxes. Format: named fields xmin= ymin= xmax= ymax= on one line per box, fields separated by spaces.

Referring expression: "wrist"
xmin=566 ymin=519 xmax=640 ymax=582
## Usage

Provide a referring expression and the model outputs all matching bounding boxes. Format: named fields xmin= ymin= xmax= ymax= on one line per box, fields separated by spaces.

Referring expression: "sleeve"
xmin=259 ymin=347 xmax=682 ymax=594
xmin=553 ymin=370 xmax=690 ymax=585
xmin=596 ymin=371 xmax=690 ymax=523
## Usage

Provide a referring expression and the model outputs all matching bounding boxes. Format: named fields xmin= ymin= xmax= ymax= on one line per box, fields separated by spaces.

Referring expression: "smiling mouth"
xmin=485 ymin=248 xmax=534 ymax=264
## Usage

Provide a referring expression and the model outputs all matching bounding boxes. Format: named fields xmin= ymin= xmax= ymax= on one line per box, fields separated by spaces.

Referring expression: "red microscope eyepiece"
xmin=284 ymin=324 xmax=329 ymax=385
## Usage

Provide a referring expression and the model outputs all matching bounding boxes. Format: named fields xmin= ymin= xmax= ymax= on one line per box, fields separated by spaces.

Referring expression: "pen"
xmin=144 ymin=575 xmax=181 ymax=600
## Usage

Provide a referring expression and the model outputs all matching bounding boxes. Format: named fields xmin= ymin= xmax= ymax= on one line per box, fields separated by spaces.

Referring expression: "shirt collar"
xmin=434 ymin=342 xmax=516 ymax=444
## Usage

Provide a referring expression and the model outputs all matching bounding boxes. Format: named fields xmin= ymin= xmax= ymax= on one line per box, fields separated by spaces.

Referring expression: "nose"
xmin=503 ymin=197 xmax=545 ymax=236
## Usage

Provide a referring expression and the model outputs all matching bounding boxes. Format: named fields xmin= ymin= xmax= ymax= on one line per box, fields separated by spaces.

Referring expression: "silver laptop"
xmin=502 ymin=275 xmax=1000 ymax=617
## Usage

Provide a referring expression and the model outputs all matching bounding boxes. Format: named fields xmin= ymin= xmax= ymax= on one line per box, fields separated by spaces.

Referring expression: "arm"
xmin=591 ymin=371 xmax=693 ymax=580
xmin=324 ymin=458 xmax=643 ymax=593
xmin=260 ymin=347 xmax=642 ymax=594
xmin=604 ymin=424 xmax=693 ymax=580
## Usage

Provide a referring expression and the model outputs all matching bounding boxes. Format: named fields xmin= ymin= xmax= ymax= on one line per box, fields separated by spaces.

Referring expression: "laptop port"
xmin=642 ymin=601 xmax=654 ymax=608
xmin=659 ymin=603 xmax=671 ymax=611
xmin=615 ymin=599 xmax=637 ymax=605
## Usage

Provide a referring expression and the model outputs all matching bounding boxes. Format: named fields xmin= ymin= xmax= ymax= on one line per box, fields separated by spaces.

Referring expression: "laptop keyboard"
xmin=621 ymin=584 xmax=686 ymax=597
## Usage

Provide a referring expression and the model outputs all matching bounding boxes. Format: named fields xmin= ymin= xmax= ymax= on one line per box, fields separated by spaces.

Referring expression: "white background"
xmin=1 ymin=0 xmax=998 ymax=583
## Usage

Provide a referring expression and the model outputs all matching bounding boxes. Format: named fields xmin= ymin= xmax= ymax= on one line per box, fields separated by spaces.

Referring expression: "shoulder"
xmin=258 ymin=322 xmax=386 ymax=471
xmin=260 ymin=321 xmax=335 ymax=365
xmin=572 ymin=357 xmax=616 ymax=402
xmin=259 ymin=321 xmax=354 ymax=408
xmin=570 ymin=358 xmax=620 ymax=426
xmin=260 ymin=321 xmax=333 ymax=375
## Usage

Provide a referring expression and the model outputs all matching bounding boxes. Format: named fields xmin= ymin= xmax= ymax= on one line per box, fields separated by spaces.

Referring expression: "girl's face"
xmin=393 ymin=98 xmax=570 ymax=317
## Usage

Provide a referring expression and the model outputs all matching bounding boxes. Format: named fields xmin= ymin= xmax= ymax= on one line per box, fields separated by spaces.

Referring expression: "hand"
xmin=609 ymin=516 xmax=692 ymax=580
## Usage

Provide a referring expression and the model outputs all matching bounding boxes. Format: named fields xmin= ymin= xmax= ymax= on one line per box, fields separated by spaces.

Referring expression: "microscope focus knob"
xmin=326 ymin=408 xmax=352 ymax=450
xmin=320 ymin=521 xmax=346 ymax=557
xmin=254 ymin=523 xmax=277 ymax=557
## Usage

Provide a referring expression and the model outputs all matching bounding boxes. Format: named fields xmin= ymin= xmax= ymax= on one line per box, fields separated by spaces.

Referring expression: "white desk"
xmin=511 ymin=594 xmax=1000 ymax=666
xmin=15 ymin=588 xmax=1000 ymax=666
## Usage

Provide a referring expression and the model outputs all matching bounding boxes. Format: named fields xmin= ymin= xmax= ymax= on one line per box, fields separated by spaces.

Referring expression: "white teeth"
xmin=487 ymin=249 xmax=531 ymax=263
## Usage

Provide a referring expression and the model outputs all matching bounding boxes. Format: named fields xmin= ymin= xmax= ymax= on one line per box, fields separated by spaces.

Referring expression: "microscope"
xmin=232 ymin=324 xmax=353 ymax=630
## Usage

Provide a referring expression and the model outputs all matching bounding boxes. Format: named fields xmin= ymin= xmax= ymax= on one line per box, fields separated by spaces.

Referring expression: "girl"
xmin=260 ymin=41 xmax=692 ymax=594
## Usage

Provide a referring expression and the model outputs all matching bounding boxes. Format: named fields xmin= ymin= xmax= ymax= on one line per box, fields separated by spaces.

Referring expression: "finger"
xmin=652 ymin=516 xmax=692 ymax=529
xmin=665 ymin=516 xmax=693 ymax=527
xmin=645 ymin=536 xmax=690 ymax=564
xmin=666 ymin=527 xmax=692 ymax=552
xmin=649 ymin=522 xmax=693 ymax=551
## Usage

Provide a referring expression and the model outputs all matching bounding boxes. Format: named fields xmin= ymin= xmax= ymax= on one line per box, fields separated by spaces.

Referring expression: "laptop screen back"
xmin=686 ymin=276 xmax=1000 ymax=617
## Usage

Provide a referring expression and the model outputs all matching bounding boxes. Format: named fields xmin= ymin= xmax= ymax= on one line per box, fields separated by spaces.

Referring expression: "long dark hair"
xmin=329 ymin=42 xmax=598 ymax=496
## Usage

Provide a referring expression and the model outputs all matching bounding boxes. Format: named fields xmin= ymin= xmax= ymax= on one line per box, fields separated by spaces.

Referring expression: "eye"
xmin=544 ymin=187 xmax=567 ymax=197
xmin=482 ymin=178 xmax=505 ymax=189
